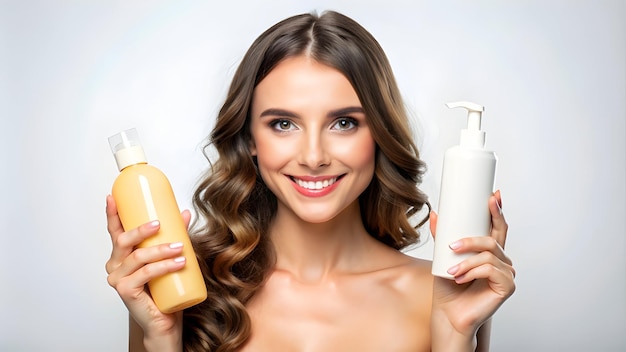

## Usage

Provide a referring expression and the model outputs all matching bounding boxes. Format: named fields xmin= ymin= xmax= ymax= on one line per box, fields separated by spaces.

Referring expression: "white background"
xmin=1 ymin=1 xmax=624 ymax=351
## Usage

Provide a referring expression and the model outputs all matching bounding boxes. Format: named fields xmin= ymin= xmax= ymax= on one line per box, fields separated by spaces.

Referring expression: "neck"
xmin=269 ymin=202 xmax=374 ymax=283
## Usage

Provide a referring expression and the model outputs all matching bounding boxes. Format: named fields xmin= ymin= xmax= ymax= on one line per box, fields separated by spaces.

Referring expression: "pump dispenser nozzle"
xmin=446 ymin=101 xmax=486 ymax=149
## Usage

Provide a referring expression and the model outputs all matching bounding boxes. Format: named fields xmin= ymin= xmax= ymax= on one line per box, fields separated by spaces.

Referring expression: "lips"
xmin=293 ymin=177 xmax=337 ymax=190
xmin=289 ymin=175 xmax=344 ymax=191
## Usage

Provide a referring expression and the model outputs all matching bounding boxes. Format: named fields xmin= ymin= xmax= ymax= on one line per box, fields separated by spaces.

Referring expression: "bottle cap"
xmin=108 ymin=128 xmax=147 ymax=171
xmin=446 ymin=101 xmax=486 ymax=149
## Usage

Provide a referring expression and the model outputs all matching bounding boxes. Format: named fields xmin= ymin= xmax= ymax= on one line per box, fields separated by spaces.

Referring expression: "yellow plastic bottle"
xmin=108 ymin=128 xmax=207 ymax=313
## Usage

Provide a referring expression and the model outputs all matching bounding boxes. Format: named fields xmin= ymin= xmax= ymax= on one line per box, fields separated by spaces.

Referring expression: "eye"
xmin=270 ymin=119 xmax=297 ymax=132
xmin=331 ymin=117 xmax=358 ymax=131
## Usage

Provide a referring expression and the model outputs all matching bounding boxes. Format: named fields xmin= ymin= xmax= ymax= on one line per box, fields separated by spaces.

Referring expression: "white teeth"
xmin=295 ymin=177 xmax=337 ymax=190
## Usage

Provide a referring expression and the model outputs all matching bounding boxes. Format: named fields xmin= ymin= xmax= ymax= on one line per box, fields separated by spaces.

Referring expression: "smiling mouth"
xmin=290 ymin=175 xmax=344 ymax=190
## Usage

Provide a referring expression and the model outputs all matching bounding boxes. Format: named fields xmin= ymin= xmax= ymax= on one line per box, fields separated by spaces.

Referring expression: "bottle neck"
xmin=114 ymin=146 xmax=147 ymax=171
xmin=460 ymin=129 xmax=486 ymax=149
xmin=120 ymin=161 xmax=148 ymax=171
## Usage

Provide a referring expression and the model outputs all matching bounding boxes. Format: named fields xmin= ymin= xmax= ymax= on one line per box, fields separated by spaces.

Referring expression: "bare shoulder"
xmin=347 ymin=245 xmax=433 ymax=350
xmin=242 ymin=243 xmax=434 ymax=351
xmin=395 ymin=252 xmax=433 ymax=295
xmin=367 ymin=247 xmax=434 ymax=314
xmin=380 ymin=249 xmax=433 ymax=284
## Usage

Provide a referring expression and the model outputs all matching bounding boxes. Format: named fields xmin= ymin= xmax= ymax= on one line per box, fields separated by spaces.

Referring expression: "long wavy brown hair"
xmin=183 ymin=10 xmax=430 ymax=351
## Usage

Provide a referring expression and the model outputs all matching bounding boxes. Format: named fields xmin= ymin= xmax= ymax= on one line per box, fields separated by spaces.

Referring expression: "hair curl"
xmin=183 ymin=10 xmax=430 ymax=351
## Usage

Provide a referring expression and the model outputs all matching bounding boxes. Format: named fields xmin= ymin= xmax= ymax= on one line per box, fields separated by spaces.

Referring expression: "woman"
xmin=105 ymin=10 xmax=515 ymax=351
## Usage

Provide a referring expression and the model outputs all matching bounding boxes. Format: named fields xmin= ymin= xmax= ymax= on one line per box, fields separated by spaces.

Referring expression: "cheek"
xmin=251 ymin=134 xmax=289 ymax=173
xmin=335 ymin=134 xmax=377 ymax=171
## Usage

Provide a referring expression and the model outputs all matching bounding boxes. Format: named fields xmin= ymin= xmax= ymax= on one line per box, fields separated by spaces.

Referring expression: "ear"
xmin=249 ymin=138 xmax=257 ymax=156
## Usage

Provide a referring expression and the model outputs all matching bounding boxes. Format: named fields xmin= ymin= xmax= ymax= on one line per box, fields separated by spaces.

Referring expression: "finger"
xmin=181 ymin=209 xmax=192 ymax=230
xmin=494 ymin=189 xmax=503 ymax=208
xmin=449 ymin=236 xmax=512 ymax=266
xmin=113 ymin=256 xmax=187 ymax=307
xmin=106 ymin=220 xmax=161 ymax=274
xmin=453 ymin=262 xmax=516 ymax=298
xmin=106 ymin=195 xmax=125 ymax=238
xmin=107 ymin=242 xmax=185 ymax=288
xmin=489 ymin=193 xmax=509 ymax=248
xmin=449 ymin=250 xmax=514 ymax=279
xmin=429 ymin=211 xmax=438 ymax=239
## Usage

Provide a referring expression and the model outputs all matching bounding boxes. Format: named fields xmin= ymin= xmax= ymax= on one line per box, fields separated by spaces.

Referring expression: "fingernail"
xmin=169 ymin=242 xmax=183 ymax=249
xmin=447 ymin=265 xmax=459 ymax=275
xmin=148 ymin=220 xmax=160 ymax=228
xmin=173 ymin=256 xmax=186 ymax=263
xmin=449 ymin=241 xmax=462 ymax=250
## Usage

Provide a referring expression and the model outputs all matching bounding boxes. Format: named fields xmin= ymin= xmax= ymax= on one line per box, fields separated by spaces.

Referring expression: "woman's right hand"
xmin=104 ymin=195 xmax=190 ymax=348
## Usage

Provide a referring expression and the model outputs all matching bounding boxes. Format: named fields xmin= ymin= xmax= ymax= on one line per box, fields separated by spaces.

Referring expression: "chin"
xmin=292 ymin=203 xmax=357 ymax=225
xmin=294 ymin=212 xmax=338 ymax=224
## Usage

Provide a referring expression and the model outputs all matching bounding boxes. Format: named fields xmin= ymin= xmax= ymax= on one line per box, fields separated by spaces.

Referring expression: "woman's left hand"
xmin=430 ymin=190 xmax=516 ymax=338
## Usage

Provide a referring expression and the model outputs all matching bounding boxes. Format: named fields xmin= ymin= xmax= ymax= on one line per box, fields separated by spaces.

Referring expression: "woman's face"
xmin=250 ymin=56 xmax=376 ymax=224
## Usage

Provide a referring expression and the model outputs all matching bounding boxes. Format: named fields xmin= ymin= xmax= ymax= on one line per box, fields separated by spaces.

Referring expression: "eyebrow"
xmin=258 ymin=106 xmax=365 ymax=119
xmin=327 ymin=106 xmax=365 ymax=118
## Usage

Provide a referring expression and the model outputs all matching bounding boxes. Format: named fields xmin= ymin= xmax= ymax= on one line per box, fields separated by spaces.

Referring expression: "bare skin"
xmin=240 ymin=57 xmax=431 ymax=350
xmin=105 ymin=56 xmax=514 ymax=351
xmin=241 ymin=235 xmax=434 ymax=352
xmin=108 ymin=195 xmax=506 ymax=352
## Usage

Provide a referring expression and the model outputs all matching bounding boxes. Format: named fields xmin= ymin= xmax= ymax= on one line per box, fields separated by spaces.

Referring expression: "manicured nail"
xmin=169 ymin=242 xmax=183 ymax=249
xmin=447 ymin=265 xmax=459 ymax=275
xmin=148 ymin=220 xmax=160 ymax=228
xmin=173 ymin=256 xmax=186 ymax=263
xmin=449 ymin=241 xmax=462 ymax=250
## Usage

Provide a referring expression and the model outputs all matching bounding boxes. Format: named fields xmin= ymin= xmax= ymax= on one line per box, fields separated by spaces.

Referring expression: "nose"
xmin=298 ymin=129 xmax=330 ymax=169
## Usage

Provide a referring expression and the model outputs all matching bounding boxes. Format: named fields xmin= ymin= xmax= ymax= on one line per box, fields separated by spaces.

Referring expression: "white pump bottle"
xmin=431 ymin=101 xmax=497 ymax=279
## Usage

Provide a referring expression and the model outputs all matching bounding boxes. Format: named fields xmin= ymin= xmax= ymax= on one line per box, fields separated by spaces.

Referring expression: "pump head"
xmin=446 ymin=101 xmax=486 ymax=149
